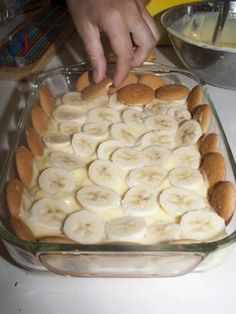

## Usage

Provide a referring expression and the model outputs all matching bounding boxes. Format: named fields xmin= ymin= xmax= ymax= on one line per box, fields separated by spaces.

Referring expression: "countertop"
xmin=0 ymin=32 xmax=236 ymax=314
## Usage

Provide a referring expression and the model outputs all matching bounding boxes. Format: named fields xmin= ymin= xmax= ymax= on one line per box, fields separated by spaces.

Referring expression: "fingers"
xmin=136 ymin=0 xmax=160 ymax=42
xmin=103 ymin=14 xmax=134 ymax=86
xmin=79 ymin=26 xmax=107 ymax=83
xmin=66 ymin=0 xmax=107 ymax=83
xmin=128 ymin=1 xmax=158 ymax=66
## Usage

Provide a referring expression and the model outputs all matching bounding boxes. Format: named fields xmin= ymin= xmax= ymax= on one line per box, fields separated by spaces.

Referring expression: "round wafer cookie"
xmin=15 ymin=146 xmax=35 ymax=187
xmin=31 ymin=105 xmax=49 ymax=135
xmin=200 ymin=152 xmax=226 ymax=191
xmin=108 ymin=73 xmax=138 ymax=95
xmin=199 ymin=133 xmax=218 ymax=155
xmin=138 ymin=73 xmax=166 ymax=90
xmin=39 ymin=236 xmax=77 ymax=244
xmin=39 ymin=85 xmax=55 ymax=117
xmin=25 ymin=127 xmax=44 ymax=157
xmin=9 ymin=216 xmax=36 ymax=242
xmin=155 ymin=84 xmax=190 ymax=101
xmin=187 ymin=85 xmax=203 ymax=114
xmin=76 ymin=71 xmax=93 ymax=92
xmin=193 ymin=104 xmax=212 ymax=134
xmin=117 ymin=83 xmax=155 ymax=105
xmin=6 ymin=178 xmax=24 ymax=218
xmin=210 ymin=181 xmax=236 ymax=225
xmin=81 ymin=77 xmax=112 ymax=101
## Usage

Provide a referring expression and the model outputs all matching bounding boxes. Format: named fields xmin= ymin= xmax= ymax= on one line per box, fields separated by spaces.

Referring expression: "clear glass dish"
xmin=0 ymin=62 xmax=236 ymax=277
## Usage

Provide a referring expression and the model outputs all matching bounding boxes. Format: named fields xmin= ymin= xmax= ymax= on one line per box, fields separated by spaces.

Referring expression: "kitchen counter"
xmin=0 ymin=32 xmax=236 ymax=314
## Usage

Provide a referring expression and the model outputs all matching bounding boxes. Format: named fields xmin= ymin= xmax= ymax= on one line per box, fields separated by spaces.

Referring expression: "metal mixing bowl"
xmin=161 ymin=0 xmax=236 ymax=89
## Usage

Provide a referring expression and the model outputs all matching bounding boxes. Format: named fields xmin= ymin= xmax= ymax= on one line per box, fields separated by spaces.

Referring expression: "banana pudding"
xmin=6 ymin=71 xmax=236 ymax=247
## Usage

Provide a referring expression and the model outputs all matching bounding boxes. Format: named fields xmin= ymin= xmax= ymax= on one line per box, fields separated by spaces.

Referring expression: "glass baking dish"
xmin=0 ymin=62 xmax=236 ymax=277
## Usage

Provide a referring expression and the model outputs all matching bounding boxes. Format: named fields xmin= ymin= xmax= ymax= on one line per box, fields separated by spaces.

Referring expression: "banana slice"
xmin=83 ymin=123 xmax=108 ymax=140
xmin=145 ymin=100 xmax=186 ymax=115
xmin=42 ymin=132 xmax=71 ymax=149
xmin=159 ymin=187 xmax=206 ymax=217
xmin=145 ymin=101 xmax=169 ymax=115
xmin=105 ymin=216 xmax=147 ymax=242
xmin=71 ymin=132 xmax=97 ymax=157
xmin=62 ymin=92 xmax=82 ymax=105
xmin=97 ymin=140 xmax=122 ymax=159
xmin=49 ymin=151 xmax=86 ymax=170
xmin=141 ymin=130 xmax=175 ymax=149
xmin=143 ymin=145 xmax=171 ymax=166
xmin=38 ymin=167 xmax=76 ymax=195
xmin=53 ymin=105 xmax=86 ymax=123
xmin=63 ymin=210 xmax=105 ymax=244
xmin=180 ymin=209 xmax=225 ymax=241
xmin=172 ymin=146 xmax=201 ymax=169
xmin=167 ymin=107 xmax=191 ymax=124
xmin=30 ymin=198 xmax=75 ymax=231
xmin=59 ymin=121 xmax=82 ymax=135
xmin=144 ymin=114 xmax=178 ymax=132
xmin=122 ymin=186 xmax=158 ymax=217
xmin=112 ymin=147 xmax=145 ymax=169
xmin=88 ymin=160 xmax=121 ymax=188
xmin=86 ymin=107 xmax=120 ymax=125
xmin=108 ymin=94 xmax=127 ymax=111
xmin=145 ymin=222 xmax=181 ymax=244
xmin=110 ymin=123 xmax=142 ymax=147
xmin=168 ymin=167 xmax=203 ymax=189
xmin=176 ymin=120 xmax=202 ymax=146
xmin=77 ymin=185 xmax=121 ymax=210
xmin=128 ymin=166 xmax=168 ymax=188
xmin=122 ymin=109 xmax=145 ymax=127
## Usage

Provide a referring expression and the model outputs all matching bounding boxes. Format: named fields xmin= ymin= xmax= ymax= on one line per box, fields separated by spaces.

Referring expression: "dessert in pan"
xmin=6 ymin=68 xmax=236 ymax=247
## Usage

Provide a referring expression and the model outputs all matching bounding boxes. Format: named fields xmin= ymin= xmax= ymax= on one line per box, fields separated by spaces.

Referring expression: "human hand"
xmin=66 ymin=0 xmax=159 ymax=86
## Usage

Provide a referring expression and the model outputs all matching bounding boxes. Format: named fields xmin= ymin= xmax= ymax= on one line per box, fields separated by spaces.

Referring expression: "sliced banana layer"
xmin=59 ymin=121 xmax=82 ymax=135
xmin=144 ymin=114 xmax=178 ymax=133
xmin=53 ymin=105 xmax=86 ymax=123
xmin=62 ymin=92 xmax=82 ymax=106
xmin=128 ymin=166 xmax=168 ymax=188
xmin=71 ymin=132 xmax=97 ymax=157
xmin=110 ymin=123 xmax=140 ymax=146
xmin=112 ymin=147 xmax=145 ymax=169
xmin=122 ymin=109 xmax=145 ymax=127
xmin=176 ymin=120 xmax=202 ymax=146
xmin=122 ymin=186 xmax=158 ymax=217
xmin=77 ymin=185 xmax=121 ymax=210
xmin=30 ymin=198 xmax=74 ymax=231
xmin=38 ymin=167 xmax=76 ymax=195
xmin=143 ymin=145 xmax=171 ymax=166
xmin=180 ymin=209 xmax=225 ymax=241
xmin=63 ymin=210 xmax=105 ymax=244
xmin=141 ymin=130 xmax=175 ymax=149
xmin=42 ymin=132 xmax=71 ymax=150
xmin=172 ymin=146 xmax=201 ymax=169
xmin=105 ymin=216 xmax=147 ymax=242
xmin=168 ymin=167 xmax=203 ymax=189
xmin=167 ymin=107 xmax=191 ymax=124
xmin=97 ymin=140 xmax=122 ymax=160
xmin=145 ymin=222 xmax=181 ymax=244
xmin=83 ymin=123 xmax=108 ymax=140
xmin=88 ymin=160 xmax=121 ymax=188
xmin=87 ymin=107 xmax=120 ymax=125
xmin=108 ymin=94 xmax=127 ymax=111
xmin=159 ymin=187 xmax=206 ymax=217
xmin=49 ymin=151 xmax=86 ymax=170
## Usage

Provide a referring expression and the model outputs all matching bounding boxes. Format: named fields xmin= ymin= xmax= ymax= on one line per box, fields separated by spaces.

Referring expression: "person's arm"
xmin=66 ymin=0 xmax=159 ymax=86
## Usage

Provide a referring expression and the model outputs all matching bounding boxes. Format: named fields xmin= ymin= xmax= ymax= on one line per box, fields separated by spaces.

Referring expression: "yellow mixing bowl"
xmin=147 ymin=0 xmax=200 ymax=16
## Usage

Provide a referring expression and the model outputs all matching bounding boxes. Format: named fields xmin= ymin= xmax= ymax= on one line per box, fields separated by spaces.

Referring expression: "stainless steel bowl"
xmin=161 ymin=0 xmax=236 ymax=89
